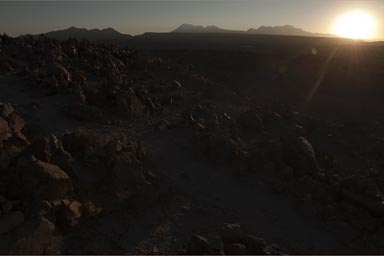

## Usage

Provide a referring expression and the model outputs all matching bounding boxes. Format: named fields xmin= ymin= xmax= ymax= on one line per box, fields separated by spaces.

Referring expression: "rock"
xmin=222 ymin=242 xmax=248 ymax=255
xmin=0 ymin=116 xmax=10 ymax=141
xmin=62 ymin=130 xmax=98 ymax=157
xmin=263 ymin=244 xmax=284 ymax=255
xmin=21 ymin=160 xmax=73 ymax=200
xmin=71 ymin=70 xmax=87 ymax=84
xmin=221 ymin=223 xmax=243 ymax=243
xmin=297 ymin=175 xmax=328 ymax=201
xmin=173 ymin=80 xmax=182 ymax=89
xmin=47 ymin=61 xmax=72 ymax=81
xmin=29 ymin=137 xmax=51 ymax=162
xmin=1 ymin=102 xmax=14 ymax=118
xmin=39 ymin=200 xmax=53 ymax=216
xmin=82 ymin=201 xmax=102 ymax=218
xmin=241 ymin=235 xmax=267 ymax=254
xmin=281 ymin=135 xmax=321 ymax=176
xmin=187 ymin=235 xmax=210 ymax=254
xmin=0 ymin=211 xmax=24 ymax=234
xmin=1 ymin=200 xmax=13 ymax=214
xmin=11 ymin=216 xmax=59 ymax=255
xmin=8 ymin=132 xmax=30 ymax=148
xmin=9 ymin=113 xmax=26 ymax=134
xmin=106 ymin=156 xmax=148 ymax=198
xmin=207 ymin=130 xmax=247 ymax=163
xmin=115 ymin=89 xmax=144 ymax=119
xmin=0 ymin=145 xmax=23 ymax=168
xmin=341 ymin=189 xmax=384 ymax=216
xmin=56 ymin=200 xmax=82 ymax=231
xmin=51 ymin=146 xmax=72 ymax=173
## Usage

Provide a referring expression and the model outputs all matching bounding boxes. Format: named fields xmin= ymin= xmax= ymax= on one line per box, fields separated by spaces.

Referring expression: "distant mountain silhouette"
xmin=247 ymin=25 xmax=331 ymax=37
xmin=42 ymin=26 xmax=131 ymax=41
xmin=172 ymin=24 xmax=244 ymax=34
xmin=172 ymin=24 xmax=332 ymax=37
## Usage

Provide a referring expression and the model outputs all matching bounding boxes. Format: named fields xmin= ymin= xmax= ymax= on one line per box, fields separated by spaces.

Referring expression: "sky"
xmin=0 ymin=0 xmax=384 ymax=40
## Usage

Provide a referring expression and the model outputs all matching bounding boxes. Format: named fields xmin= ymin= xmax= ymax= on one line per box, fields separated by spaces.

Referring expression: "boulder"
xmin=106 ymin=155 xmax=148 ymax=198
xmin=187 ymin=235 xmax=210 ymax=254
xmin=71 ymin=71 xmax=87 ymax=84
xmin=281 ymin=135 xmax=321 ymax=176
xmin=207 ymin=130 xmax=247 ymax=163
xmin=11 ymin=216 xmax=60 ymax=254
xmin=82 ymin=201 xmax=102 ymax=218
xmin=62 ymin=130 xmax=98 ymax=157
xmin=1 ymin=102 xmax=14 ymax=118
xmin=0 ymin=116 xmax=10 ymax=141
xmin=222 ymin=242 xmax=248 ymax=255
xmin=0 ymin=144 xmax=23 ymax=169
xmin=20 ymin=160 xmax=73 ymax=200
xmin=221 ymin=223 xmax=243 ymax=243
xmin=241 ymin=235 xmax=267 ymax=254
xmin=115 ymin=89 xmax=144 ymax=119
xmin=46 ymin=61 xmax=72 ymax=81
xmin=29 ymin=137 xmax=51 ymax=162
xmin=9 ymin=113 xmax=26 ymax=134
xmin=8 ymin=132 xmax=30 ymax=148
xmin=55 ymin=200 xmax=82 ymax=231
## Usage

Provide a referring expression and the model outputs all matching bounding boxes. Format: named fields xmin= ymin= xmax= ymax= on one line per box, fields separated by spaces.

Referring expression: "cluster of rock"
xmin=0 ymin=34 xmax=183 ymax=124
xmin=0 ymin=102 xmax=151 ymax=253
xmin=187 ymin=223 xmax=284 ymax=255
xmin=183 ymin=99 xmax=384 ymax=234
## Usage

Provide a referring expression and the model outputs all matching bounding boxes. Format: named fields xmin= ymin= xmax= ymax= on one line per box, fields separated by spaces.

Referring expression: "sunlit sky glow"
xmin=333 ymin=10 xmax=377 ymax=39
xmin=0 ymin=0 xmax=383 ymax=40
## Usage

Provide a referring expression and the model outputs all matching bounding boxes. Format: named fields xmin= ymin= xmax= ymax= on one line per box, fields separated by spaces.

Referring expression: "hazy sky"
xmin=1 ymin=0 xmax=384 ymax=39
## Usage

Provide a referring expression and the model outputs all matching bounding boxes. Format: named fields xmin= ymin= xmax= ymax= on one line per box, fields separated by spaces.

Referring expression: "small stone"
xmin=1 ymin=102 xmax=14 ymax=118
xmin=187 ymin=235 xmax=210 ymax=254
xmin=39 ymin=200 xmax=53 ymax=216
xmin=0 ymin=211 xmax=24 ymax=234
xmin=173 ymin=80 xmax=182 ymax=89
xmin=223 ymin=242 xmax=248 ymax=255
xmin=9 ymin=113 xmax=26 ymax=134
xmin=241 ymin=235 xmax=267 ymax=254
xmin=0 ymin=117 xmax=10 ymax=141
xmin=221 ymin=223 xmax=243 ymax=243
xmin=56 ymin=200 xmax=82 ymax=231
xmin=2 ymin=200 xmax=13 ymax=214
xmin=83 ymin=201 xmax=102 ymax=218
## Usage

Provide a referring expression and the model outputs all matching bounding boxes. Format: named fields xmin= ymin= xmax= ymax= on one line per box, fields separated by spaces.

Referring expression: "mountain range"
xmin=39 ymin=24 xmax=333 ymax=41
xmin=172 ymin=24 xmax=333 ymax=37
xmin=42 ymin=26 xmax=131 ymax=41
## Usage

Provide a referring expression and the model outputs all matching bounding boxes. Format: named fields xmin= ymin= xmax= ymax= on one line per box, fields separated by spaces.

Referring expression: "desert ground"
xmin=1 ymin=33 xmax=384 ymax=254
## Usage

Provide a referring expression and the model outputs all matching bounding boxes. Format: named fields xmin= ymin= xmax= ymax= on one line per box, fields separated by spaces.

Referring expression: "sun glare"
xmin=333 ymin=10 xmax=376 ymax=40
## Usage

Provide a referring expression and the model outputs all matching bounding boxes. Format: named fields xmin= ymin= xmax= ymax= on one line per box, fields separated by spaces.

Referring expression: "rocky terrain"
xmin=1 ymin=32 xmax=384 ymax=254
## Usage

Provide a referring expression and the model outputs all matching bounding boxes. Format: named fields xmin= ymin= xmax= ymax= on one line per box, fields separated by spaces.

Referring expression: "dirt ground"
xmin=1 ymin=33 xmax=384 ymax=254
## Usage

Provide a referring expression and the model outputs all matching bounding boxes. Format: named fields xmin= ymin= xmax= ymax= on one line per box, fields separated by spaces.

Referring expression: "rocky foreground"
xmin=1 ymin=33 xmax=384 ymax=254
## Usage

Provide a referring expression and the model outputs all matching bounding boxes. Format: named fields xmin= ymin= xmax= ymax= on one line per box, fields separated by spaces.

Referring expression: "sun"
xmin=332 ymin=10 xmax=376 ymax=40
